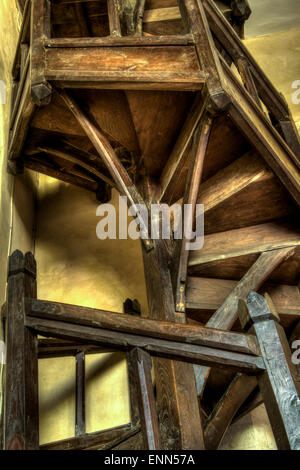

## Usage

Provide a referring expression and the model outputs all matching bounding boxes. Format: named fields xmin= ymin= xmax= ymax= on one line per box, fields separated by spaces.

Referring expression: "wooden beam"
xmin=37 ymin=145 xmax=114 ymax=186
xmin=186 ymin=277 xmax=300 ymax=328
xmin=75 ymin=351 xmax=86 ymax=436
xmin=204 ymin=373 xmax=257 ymax=449
xmin=23 ymin=157 xmax=99 ymax=193
xmin=45 ymin=35 xmax=195 ymax=47
xmin=24 ymin=315 xmax=265 ymax=374
xmin=40 ymin=423 xmax=132 ymax=450
xmin=59 ymin=90 xmax=152 ymax=249
xmin=128 ymin=348 xmax=161 ymax=449
xmin=189 ymin=221 xmax=300 ymax=272
xmin=171 ymin=113 xmax=213 ymax=312
xmin=4 ymin=251 xmax=39 ymax=450
xmin=26 ymin=298 xmax=260 ymax=356
xmin=30 ymin=0 xmax=52 ymax=105
xmin=239 ymin=292 xmax=300 ymax=450
xmin=193 ymin=247 xmax=295 ymax=397
xmin=159 ymin=92 xmax=207 ymax=204
xmin=45 ymin=46 xmax=204 ymax=90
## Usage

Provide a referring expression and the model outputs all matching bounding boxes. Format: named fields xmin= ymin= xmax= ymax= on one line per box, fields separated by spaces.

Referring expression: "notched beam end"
xmin=31 ymin=81 xmax=52 ymax=106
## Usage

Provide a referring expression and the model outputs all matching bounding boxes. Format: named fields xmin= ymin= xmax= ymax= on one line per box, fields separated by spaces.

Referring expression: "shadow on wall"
xmin=35 ymin=176 xmax=149 ymax=314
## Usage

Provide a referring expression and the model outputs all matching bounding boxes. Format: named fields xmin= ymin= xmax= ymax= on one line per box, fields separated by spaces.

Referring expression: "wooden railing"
xmin=203 ymin=0 xmax=300 ymax=161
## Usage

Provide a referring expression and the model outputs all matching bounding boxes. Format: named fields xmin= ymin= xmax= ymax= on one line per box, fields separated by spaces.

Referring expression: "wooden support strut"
xmin=4 ymin=251 xmax=39 ymax=450
xmin=193 ymin=246 xmax=295 ymax=398
xmin=171 ymin=112 xmax=213 ymax=314
xmin=59 ymin=90 xmax=152 ymax=250
xmin=239 ymin=292 xmax=300 ymax=450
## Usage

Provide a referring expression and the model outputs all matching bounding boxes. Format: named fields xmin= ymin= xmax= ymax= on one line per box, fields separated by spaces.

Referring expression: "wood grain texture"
xmin=242 ymin=292 xmax=300 ymax=450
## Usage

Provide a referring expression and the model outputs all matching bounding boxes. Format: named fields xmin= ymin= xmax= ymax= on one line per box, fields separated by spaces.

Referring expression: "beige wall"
xmin=1 ymin=1 xmax=298 ymax=449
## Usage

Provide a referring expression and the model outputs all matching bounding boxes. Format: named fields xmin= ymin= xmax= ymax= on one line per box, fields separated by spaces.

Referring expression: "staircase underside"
xmin=4 ymin=0 xmax=300 ymax=451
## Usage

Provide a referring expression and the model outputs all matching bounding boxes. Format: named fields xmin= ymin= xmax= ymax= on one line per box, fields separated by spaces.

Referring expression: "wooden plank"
xmin=194 ymin=150 xmax=293 ymax=234
xmin=4 ymin=251 xmax=39 ymax=450
xmin=45 ymin=34 xmax=195 ymax=47
xmin=134 ymin=0 xmax=146 ymax=35
xmin=186 ymin=277 xmax=300 ymax=328
xmin=24 ymin=315 xmax=265 ymax=374
xmin=204 ymin=373 xmax=257 ymax=449
xmin=40 ymin=424 xmax=132 ymax=450
xmin=159 ymin=92 xmax=207 ymax=203
xmin=193 ymin=247 xmax=295 ymax=397
xmin=75 ymin=351 xmax=86 ymax=436
xmin=59 ymin=90 xmax=152 ymax=249
xmin=236 ymin=57 xmax=262 ymax=109
xmin=30 ymin=0 xmax=52 ymax=105
xmin=27 ymin=298 xmax=260 ymax=356
xmin=45 ymin=46 xmax=205 ymax=89
xmin=126 ymin=352 xmax=140 ymax=428
xmin=128 ymin=348 xmax=161 ymax=449
xmin=171 ymin=113 xmax=213 ymax=312
xmin=240 ymin=292 xmax=300 ymax=450
xmin=189 ymin=222 xmax=300 ymax=268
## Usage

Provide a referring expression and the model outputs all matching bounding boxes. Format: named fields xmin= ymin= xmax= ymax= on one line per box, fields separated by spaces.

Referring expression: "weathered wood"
xmin=75 ymin=351 xmax=86 ymax=436
xmin=240 ymin=292 xmax=300 ymax=450
xmin=45 ymin=34 xmax=194 ymax=47
xmin=204 ymin=373 xmax=257 ymax=449
xmin=59 ymin=90 xmax=152 ymax=249
xmin=186 ymin=277 xmax=300 ymax=328
xmin=40 ymin=423 xmax=132 ymax=450
xmin=128 ymin=348 xmax=161 ymax=449
xmin=4 ymin=251 xmax=39 ymax=450
xmin=8 ymin=74 xmax=36 ymax=164
xmin=107 ymin=0 xmax=122 ymax=36
xmin=24 ymin=316 xmax=265 ymax=374
xmin=236 ymin=57 xmax=262 ymax=109
xmin=45 ymin=46 xmax=205 ymax=90
xmin=26 ymin=298 xmax=260 ymax=356
xmin=38 ymin=338 xmax=114 ymax=358
xmin=23 ymin=157 xmax=100 ymax=193
xmin=126 ymin=352 xmax=140 ymax=428
xmin=171 ymin=113 xmax=213 ymax=312
xmin=134 ymin=0 xmax=146 ymax=35
xmin=193 ymin=247 xmax=295 ymax=397
xmin=189 ymin=221 xmax=300 ymax=274
xmin=179 ymin=0 xmax=224 ymax=94
xmin=139 ymin=177 xmax=205 ymax=449
xmin=159 ymin=92 xmax=207 ymax=204
xmin=30 ymin=0 xmax=52 ymax=105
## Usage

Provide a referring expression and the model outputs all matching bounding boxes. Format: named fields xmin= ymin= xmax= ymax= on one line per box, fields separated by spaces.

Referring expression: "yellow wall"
xmin=1 ymin=1 xmax=298 ymax=449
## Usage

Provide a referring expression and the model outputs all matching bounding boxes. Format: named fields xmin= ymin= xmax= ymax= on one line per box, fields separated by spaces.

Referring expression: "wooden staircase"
xmin=3 ymin=0 xmax=300 ymax=451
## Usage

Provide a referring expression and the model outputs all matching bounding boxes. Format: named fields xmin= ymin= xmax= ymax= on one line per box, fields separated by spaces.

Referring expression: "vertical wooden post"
xmin=239 ymin=291 xmax=300 ymax=450
xmin=140 ymin=178 xmax=205 ymax=450
xmin=5 ymin=250 xmax=39 ymax=450
xmin=75 ymin=351 xmax=86 ymax=437
xmin=127 ymin=352 xmax=140 ymax=428
xmin=171 ymin=112 xmax=212 ymax=314
xmin=30 ymin=0 xmax=52 ymax=105
xmin=128 ymin=348 xmax=161 ymax=450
